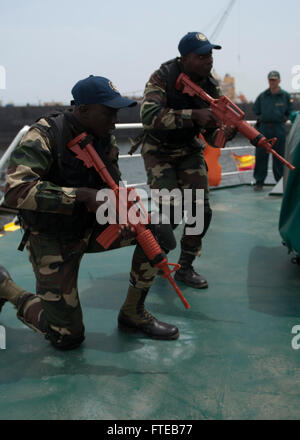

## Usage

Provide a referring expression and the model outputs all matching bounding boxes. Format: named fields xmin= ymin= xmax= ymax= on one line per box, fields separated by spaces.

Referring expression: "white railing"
xmin=116 ymin=121 xmax=257 ymax=160
xmin=0 ymin=126 xmax=31 ymax=209
xmin=115 ymin=122 xmax=257 ymax=130
xmin=0 ymin=121 xmax=266 ymax=208
xmin=0 ymin=121 xmax=258 ymax=167
xmin=0 ymin=125 xmax=30 ymax=172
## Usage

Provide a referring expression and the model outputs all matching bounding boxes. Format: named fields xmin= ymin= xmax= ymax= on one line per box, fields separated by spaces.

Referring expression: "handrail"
xmin=0 ymin=121 xmax=258 ymax=171
xmin=115 ymin=122 xmax=257 ymax=130
xmin=0 ymin=125 xmax=30 ymax=172
xmin=119 ymin=145 xmax=256 ymax=160
xmin=115 ymin=123 xmax=144 ymax=130
xmin=0 ymin=120 xmax=279 ymax=209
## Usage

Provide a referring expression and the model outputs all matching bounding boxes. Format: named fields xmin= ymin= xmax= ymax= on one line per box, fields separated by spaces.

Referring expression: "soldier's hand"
xmin=75 ymin=187 xmax=101 ymax=213
xmin=192 ymin=108 xmax=219 ymax=128
xmin=223 ymin=125 xmax=237 ymax=141
xmin=119 ymin=224 xmax=136 ymax=241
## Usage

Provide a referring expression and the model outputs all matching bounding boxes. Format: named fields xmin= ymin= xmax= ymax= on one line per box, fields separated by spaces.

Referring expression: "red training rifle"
xmin=67 ymin=133 xmax=191 ymax=310
xmin=175 ymin=73 xmax=295 ymax=171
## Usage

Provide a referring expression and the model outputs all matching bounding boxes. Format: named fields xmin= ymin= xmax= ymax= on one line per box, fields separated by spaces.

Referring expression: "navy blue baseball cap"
xmin=71 ymin=75 xmax=137 ymax=108
xmin=178 ymin=32 xmax=222 ymax=56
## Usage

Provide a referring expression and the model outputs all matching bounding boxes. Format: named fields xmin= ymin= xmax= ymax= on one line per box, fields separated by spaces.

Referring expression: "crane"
xmin=209 ymin=0 xmax=237 ymax=41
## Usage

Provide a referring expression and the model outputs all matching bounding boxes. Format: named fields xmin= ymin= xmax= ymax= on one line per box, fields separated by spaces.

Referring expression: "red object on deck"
xmin=201 ymin=135 xmax=222 ymax=187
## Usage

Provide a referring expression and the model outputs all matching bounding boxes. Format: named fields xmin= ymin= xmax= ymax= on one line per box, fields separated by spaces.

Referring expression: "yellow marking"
xmin=3 ymin=221 xmax=20 ymax=232
xmin=4 ymin=225 xmax=20 ymax=232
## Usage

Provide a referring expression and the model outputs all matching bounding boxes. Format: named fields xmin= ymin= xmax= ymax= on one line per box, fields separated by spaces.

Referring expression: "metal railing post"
xmin=0 ymin=125 xmax=30 ymax=172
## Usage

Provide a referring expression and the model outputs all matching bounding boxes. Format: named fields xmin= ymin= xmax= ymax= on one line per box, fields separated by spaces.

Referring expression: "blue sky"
xmin=0 ymin=0 xmax=299 ymax=105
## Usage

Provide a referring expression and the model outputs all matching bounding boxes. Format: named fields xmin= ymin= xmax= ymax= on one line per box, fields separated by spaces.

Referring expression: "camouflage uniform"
xmin=4 ymin=114 xmax=158 ymax=349
xmin=140 ymin=58 xmax=221 ymax=260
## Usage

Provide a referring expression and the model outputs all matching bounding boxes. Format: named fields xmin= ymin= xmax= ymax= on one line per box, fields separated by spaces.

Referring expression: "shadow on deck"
xmin=0 ymin=186 xmax=299 ymax=420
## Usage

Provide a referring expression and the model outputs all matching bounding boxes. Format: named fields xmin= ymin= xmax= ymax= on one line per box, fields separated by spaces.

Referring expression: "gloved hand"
xmin=222 ymin=125 xmax=237 ymax=141
xmin=75 ymin=187 xmax=100 ymax=213
xmin=76 ymin=187 xmax=136 ymax=240
xmin=119 ymin=224 xmax=136 ymax=240
xmin=192 ymin=108 xmax=219 ymax=128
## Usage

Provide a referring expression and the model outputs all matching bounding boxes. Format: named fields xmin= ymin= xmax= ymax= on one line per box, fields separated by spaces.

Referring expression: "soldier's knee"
xmin=45 ymin=325 xmax=85 ymax=351
xmin=15 ymin=293 xmax=85 ymax=350
xmin=16 ymin=292 xmax=49 ymax=334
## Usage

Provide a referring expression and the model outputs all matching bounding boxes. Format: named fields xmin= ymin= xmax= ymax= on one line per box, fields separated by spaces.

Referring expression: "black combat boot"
xmin=118 ymin=286 xmax=179 ymax=340
xmin=0 ymin=265 xmax=26 ymax=311
xmin=174 ymin=251 xmax=208 ymax=289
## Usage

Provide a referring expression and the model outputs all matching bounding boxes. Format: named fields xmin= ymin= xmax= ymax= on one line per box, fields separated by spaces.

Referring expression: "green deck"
xmin=0 ymin=186 xmax=300 ymax=420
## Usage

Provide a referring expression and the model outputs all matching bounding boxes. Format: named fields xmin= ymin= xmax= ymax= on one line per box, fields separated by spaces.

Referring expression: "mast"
xmin=210 ymin=0 xmax=237 ymax=41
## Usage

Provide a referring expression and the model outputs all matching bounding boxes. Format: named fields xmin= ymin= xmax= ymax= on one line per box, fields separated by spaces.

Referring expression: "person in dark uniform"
xmin=253 ymin=71 xmax=294 ymax=191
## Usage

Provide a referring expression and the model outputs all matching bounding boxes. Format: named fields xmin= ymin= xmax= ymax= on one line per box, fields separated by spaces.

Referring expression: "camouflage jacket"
xmin=4 ymin=113 xmax=121 ymax=217
xmin=140 ymin=57 xmax=222 ymax=148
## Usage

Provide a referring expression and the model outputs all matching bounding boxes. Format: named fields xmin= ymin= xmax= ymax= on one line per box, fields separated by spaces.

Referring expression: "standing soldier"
xmin=253 ymin=71 xmax=294 ymax=191
xmin=138 ymin=32 xmax=236 ymax=289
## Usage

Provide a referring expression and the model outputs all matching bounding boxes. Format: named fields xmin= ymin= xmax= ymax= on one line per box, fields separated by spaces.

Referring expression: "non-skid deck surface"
xmin=0 ymin=186 xmax=299 ymax=420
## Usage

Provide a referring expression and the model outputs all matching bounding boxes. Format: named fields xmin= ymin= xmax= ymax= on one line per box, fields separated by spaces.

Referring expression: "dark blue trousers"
xmin=254 ymin=123 xmax=286 ymax=185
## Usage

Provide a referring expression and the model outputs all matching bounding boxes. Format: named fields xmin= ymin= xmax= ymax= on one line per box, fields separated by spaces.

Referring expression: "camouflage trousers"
xmin=18 ymin=224 xmax=157 ymax=348
xmin=142 ymin=140 xmax=212 ymax=257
